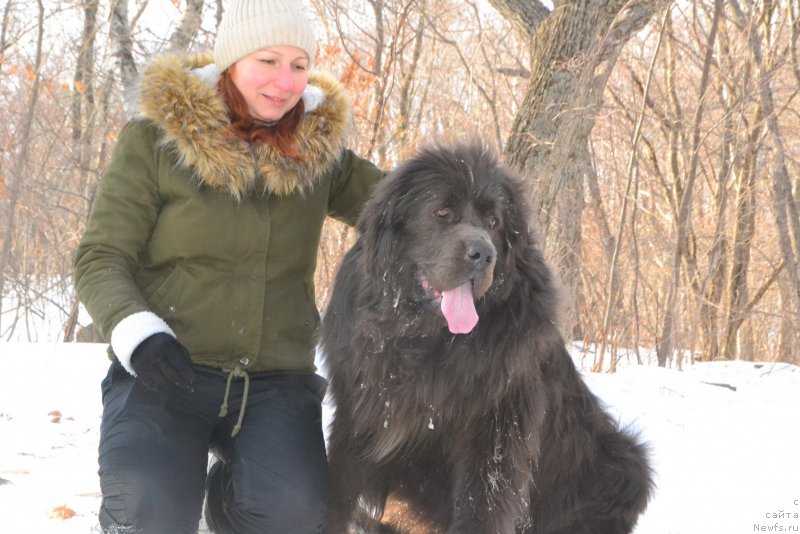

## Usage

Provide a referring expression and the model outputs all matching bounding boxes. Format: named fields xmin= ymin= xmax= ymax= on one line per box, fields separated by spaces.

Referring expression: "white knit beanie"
xmin=214 ymin=0 xmax=318 ymax=73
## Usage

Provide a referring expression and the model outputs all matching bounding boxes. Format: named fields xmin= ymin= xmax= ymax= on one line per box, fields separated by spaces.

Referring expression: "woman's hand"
xmin=130 ymin=333 xmax=195 ymax=396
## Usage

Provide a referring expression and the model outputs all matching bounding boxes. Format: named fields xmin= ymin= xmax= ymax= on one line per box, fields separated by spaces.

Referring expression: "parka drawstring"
xmin=219 ymin=366 xmax=250 ymax=437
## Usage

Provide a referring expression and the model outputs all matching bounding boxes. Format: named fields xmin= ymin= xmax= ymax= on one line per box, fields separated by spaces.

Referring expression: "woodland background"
xmin=0 ymin=0 xmax=798 ymax=370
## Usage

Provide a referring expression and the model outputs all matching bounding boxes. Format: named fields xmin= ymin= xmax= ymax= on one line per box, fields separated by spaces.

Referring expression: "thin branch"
xmin=595 ymin=3 xmax=669 ymax=372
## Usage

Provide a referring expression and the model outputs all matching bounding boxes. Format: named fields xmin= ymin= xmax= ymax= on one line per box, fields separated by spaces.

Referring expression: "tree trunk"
xmin=0 ymin=0 xmax=44 ymax=335
xmin=732 ymin=0 xmax=800 ymax=334
xmin=490 ymin=0 xmax=663 ymax=338
xmin=0 ymin=0 xmax=12 ymax=75
xmin=397 ymin=0 xmax=425 ymax=149
xmin=65 ymin=0 xmax=99 ymax=342
xmin=365 ymin=0 xmax=386 ymax=162
xmin=584 ymin=154 xmax=615 ymax=264
xmin=110 ymin=0 xmax=138 ymax=115
xmin=167 ymin=0 xmax=205 ymax=52
xmin=0 ymin=0 xmax=12 ymax=195
xmin=792 ymin=3 xmax=800 ymax=87
xmin=696 ymin=100 xmax=733 ymax=361
xmin=214 ymin=0 xmax=223 ymax=33
xmin=721 ymin=107 xmax=760 ymax=360
xmin=778 ymin=273 xmax=797 ymax=363
xmin=71 ymin=0 xmax=97 ymax=141
xmin=595 ymin=8 xmax=667 ymax=372
xmin=656 ymin=0 xmax=722 ymax=366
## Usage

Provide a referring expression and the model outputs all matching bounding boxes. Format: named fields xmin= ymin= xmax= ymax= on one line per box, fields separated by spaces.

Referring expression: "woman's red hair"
xmin=217 ymin=68 xmax=305 ymax=161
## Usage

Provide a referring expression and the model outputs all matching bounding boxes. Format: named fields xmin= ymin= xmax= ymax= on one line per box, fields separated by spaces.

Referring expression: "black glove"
xmin=130 ymin=333 xmax=195 ymax=396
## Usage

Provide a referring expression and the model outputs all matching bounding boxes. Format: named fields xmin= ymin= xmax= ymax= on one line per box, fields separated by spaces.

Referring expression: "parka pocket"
xmin=288 ymin=281 xmax=321 ymax=342
xmin=263 ymin=280 xmax=321 ymax=359
xmin=138 ymin=264 xmax=185 ymax=314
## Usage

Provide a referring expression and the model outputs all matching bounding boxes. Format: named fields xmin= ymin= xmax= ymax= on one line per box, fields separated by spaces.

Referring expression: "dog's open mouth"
xmin=420 ymin=275 xmax=479 ymax=335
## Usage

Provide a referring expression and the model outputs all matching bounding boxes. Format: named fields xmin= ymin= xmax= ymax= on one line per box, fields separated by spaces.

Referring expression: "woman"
xmin=73 ymin=1 xmax=383 ymax=532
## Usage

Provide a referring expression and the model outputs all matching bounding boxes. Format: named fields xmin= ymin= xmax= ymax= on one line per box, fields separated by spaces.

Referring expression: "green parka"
xmin=74 ymin=54 xmax=383 ymax=375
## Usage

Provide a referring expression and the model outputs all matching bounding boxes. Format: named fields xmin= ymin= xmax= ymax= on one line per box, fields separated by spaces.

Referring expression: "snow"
xmin=1 ymin=341 xmax=799 ymax=533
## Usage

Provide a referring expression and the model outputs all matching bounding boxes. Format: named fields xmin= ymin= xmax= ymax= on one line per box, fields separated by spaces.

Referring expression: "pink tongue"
xmin=440 ymin=282 xmax=479 ymax=334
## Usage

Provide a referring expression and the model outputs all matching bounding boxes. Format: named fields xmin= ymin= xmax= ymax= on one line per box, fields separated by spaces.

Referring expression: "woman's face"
xmin=230 ymin=46 xmax=309 ymax=122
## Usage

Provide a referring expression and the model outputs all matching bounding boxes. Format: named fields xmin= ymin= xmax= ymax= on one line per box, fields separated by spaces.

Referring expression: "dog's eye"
xmin=486 ymin=215 xmax=499 ymax=229
xmin=435 ymin=208 xmax=451 ymax=219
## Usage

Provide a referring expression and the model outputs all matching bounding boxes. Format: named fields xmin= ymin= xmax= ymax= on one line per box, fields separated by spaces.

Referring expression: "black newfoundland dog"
xmin=320 ymin=140 xmax=652 ymax=534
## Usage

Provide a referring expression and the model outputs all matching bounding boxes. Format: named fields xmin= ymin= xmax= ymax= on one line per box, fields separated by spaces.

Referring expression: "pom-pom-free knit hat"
xmin=214 ymin=0 xmax=318 ymax=73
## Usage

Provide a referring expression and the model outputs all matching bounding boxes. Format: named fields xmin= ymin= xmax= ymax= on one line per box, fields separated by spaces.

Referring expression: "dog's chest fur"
xmin=350 ymin=335 xmax=495 ymax=462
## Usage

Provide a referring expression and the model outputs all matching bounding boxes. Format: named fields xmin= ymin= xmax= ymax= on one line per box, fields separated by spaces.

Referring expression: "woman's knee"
xmin=206 ymin=459 xmax=329 ymax=534
xmin=241 ymin=489 xmax=327 ymax=533
xmin=266 ymin=477 xmax=328 ymax=532
xmin=98 ymin=467 xmax=205 ymax=533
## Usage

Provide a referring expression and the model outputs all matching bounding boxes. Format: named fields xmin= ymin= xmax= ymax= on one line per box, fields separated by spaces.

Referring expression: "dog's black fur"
xmin=321 ymin=140 xmax=653 ymax=533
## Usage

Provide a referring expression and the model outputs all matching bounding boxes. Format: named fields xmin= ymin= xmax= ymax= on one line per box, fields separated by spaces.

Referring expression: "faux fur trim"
xmin=134 ymin=54 xmax=352 ymax=198
xmin=110 ymin=311 xmax=176 ymax=376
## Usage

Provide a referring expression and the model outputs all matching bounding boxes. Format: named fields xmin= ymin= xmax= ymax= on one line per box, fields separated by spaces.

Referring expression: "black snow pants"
xmin=97 ymin=360 xmax=329 ymax=534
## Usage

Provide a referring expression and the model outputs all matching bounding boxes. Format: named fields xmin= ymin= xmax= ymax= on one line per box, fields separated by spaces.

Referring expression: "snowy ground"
xmin=1 ymin=341 xmax=799 ymax=533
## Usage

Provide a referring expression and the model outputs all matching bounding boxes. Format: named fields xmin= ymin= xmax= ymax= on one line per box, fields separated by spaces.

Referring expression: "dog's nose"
xmin=465 ymin=240 xmax=495 ymax=270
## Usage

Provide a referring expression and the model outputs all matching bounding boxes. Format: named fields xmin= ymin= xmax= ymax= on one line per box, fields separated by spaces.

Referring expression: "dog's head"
xmin=356 ymin=139 xmax=532 ymax=335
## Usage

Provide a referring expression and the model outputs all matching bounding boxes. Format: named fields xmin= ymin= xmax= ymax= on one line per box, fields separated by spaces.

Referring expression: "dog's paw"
xmin=348 ymin=508 xmax=402 ymax=534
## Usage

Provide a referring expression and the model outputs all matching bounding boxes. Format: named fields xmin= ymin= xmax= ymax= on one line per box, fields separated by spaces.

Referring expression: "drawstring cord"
xmin=219 ymin=366 xmax=250 ymax=437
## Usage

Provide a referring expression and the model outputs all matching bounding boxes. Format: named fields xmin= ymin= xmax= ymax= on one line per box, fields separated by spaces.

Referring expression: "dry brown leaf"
xmin=47 ymin=505 xmax=76 ymax=520
xmin=48 ymin=410 xmax=62 ymax=423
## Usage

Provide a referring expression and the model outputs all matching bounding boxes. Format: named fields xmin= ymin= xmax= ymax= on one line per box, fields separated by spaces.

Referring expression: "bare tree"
xmin=732 ymin=0 xmax=800 ymax=353
xmin=0 ymin=0 xmax=14 ymax=202
xmin=64 ymin=0 xmax=100 ymax=342
xmin=793 ymin=2 xmax=800 ymax=87
xmin=489 ymin=0 xmax=666 ymax=338
xmin=71 ymin=0 xmax=97 ymax=142
xmin=0 ymin=0 xmax=44 ymax=337
xmin=167 ymin=0 xmax=205 ymax=52
xmin=0 ymin=0 xmax=12 ymax=75
xmin=656 ymin=0 xmax=722 ymax=366
xmin=427 ymin=0 xmax=510 ymax=150
xmin=595 ymin=7 xmax=669 ymax=372
xmin=396 ymin=0 xmax=425 ymax=149
xmin=778 ymin=274 xmax=797 ymax=363
xmin=720 ymin=101 xmax=760 ymax=360
xmin=694 ymin=30 xmax=734 ymax=361
xmin=110 ymin=0 xmax=139 ymax=114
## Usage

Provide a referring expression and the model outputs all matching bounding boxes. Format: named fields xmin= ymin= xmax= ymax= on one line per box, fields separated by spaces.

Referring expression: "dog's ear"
xmin=491 ymin=169 xmax=536 ymax=296
xmin=492 ymin=167 xmax=559 ymax=314
xmin=499 ymin=173 xmax=533 ymax=252
xmin=356 ymin=176 xmax=405 ymax=289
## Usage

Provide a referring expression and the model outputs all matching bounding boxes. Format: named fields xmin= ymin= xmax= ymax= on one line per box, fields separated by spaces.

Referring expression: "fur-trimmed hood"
xmin=134 ymin=54 xmax=352 ymax=198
